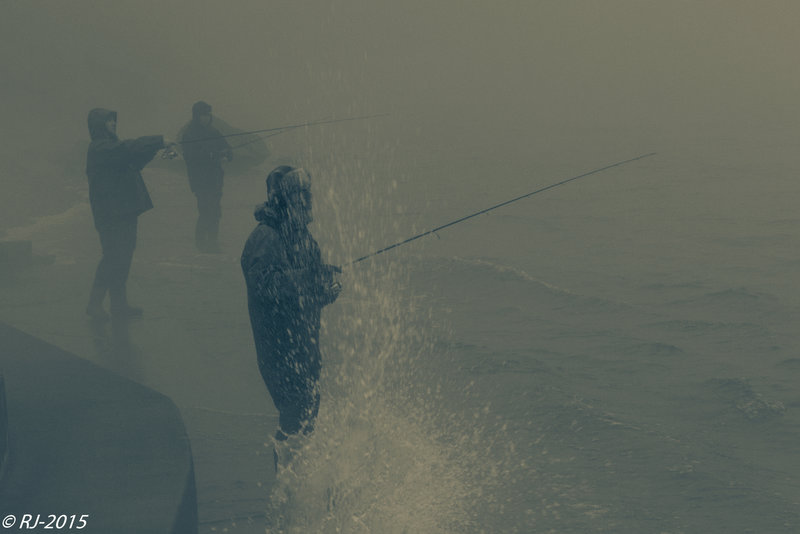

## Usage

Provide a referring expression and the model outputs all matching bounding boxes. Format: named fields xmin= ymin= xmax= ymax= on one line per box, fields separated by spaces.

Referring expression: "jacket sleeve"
xmin=180 ymin=130 xmax=204 ymax=164
xmin=182 ymin=128 xmax=231 ymax=165
xmin=123 ymin=135 xmax=166 ymax=170
xmin=221 ymin=133 xmax=233 ymax=161
xmin=250 ymin=264 xmax=327 ymax=304
xmin=211 ymin=127 xmax=233 ymax=161
xmin=242 ymin=228 xmax=329 ymax=306
xmin=93 ymin=136 xmax=164 ymax=172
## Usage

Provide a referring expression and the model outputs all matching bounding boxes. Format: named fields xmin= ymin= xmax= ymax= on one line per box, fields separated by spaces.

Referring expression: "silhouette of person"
xmin=241 ymin=165 xmax=341 ymax=467
xmin=85 ymin=108 xmax=172 ymax=321
xmin=180 ymin=101 xmax=232 ymax=253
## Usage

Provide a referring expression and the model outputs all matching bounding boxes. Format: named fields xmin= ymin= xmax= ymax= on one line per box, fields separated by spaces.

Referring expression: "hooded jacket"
xmin=241 ymin=203 xmax=337 ymax=370
xmin=180 ymin=114 xmax=232 ymax=195
xmin=85 ymin=108 xmax=164 ymax=228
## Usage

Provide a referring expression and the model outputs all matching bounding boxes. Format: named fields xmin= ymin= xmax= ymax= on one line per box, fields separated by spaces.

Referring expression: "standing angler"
xmin=241 ymin=165 xmax=341 ymax=468
xmin=180 ymin=101 xmax=232 ymax=253
xmin=85 ymin=108 xmax=172 ymax=321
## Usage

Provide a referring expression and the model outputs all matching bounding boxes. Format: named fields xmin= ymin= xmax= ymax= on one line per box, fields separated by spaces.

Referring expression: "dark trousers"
xmin=258 ymin=345 xmax=321 ymax=436
xmin=89 ymin=217 xmax=138 ymax=311
xmin=195 ymin=191 xmax=221 ymax=250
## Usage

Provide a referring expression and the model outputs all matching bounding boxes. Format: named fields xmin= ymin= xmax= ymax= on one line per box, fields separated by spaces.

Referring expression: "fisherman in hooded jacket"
xmin=241 ymin=165 xmax=341 ymax=463
xmin=180 ymin=101 xmax=232 ymax=253
xmin=85 ymin=108 xmax=171 ymax=321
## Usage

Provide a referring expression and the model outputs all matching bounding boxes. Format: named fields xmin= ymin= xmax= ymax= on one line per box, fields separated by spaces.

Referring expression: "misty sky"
xmin=2 ymin=1 xmax=800 ymax=225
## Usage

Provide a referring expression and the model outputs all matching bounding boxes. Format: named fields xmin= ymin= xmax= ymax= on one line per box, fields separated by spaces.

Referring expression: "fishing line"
xmin=227 ymin=128 xmax=293 ymax=151
xmin=178 ymin=113 xmax=389 ymax=146
xmin=350 ymin=152 xmax=657 ymax=265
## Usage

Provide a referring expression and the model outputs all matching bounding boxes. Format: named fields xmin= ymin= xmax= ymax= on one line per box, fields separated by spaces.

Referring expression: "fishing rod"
xmin=178 ymin=113 xmax=389 ymax=146
xmin=350 ymin=152 xmax=656 ymax=265
xmin=227 ymin=129 xmax=288 ymax=151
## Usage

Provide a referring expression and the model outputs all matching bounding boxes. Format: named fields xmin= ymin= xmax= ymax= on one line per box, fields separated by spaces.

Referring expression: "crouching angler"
xmin=241 ymin=166 xmax=341 ymax=465
xmin=85 ymin=108 xmax=174 ymax=321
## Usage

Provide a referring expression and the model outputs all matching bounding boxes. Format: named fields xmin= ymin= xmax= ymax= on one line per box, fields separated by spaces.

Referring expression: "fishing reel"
xmin=161 ymin=146 xmax=179 ymax=160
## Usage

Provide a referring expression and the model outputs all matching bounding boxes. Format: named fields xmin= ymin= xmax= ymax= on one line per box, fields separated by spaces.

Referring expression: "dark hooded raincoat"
xmin=241 ymin=203 xmax=338 ymax=435
xmin=85 ymin=108 xmax=164 ymax=228
xmin=180 ymin=118 xmax=231 ymax=196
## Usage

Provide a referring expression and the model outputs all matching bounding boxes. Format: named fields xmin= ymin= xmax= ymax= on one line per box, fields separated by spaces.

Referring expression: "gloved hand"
xmin=325 ymin=280 xmax=342 ymax=303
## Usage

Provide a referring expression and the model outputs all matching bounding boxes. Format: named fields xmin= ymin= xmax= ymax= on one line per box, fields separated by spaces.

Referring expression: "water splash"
xmin=263 ymin=138 xmax=530 ymax=532
xmin=264 ymin=276 xmax=530 ymax=531
xmin=265 ymin=270 xmax=471 ymax=532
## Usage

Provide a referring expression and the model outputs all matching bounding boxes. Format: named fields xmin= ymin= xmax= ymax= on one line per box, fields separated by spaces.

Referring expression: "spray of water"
xmin=263 ymin=131 xmax=531 ymax=532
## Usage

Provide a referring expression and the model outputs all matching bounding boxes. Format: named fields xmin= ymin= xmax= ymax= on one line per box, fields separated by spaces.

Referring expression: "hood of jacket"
xmin=254 ymin=201 xmax=312 ymax=233
xmin=253 ymin=202 xmax=281 ymax=227
xmin=192 ymin=100 xmax=212 ymax=118
xmin=87 ymin=108 xmax=118 ymax=141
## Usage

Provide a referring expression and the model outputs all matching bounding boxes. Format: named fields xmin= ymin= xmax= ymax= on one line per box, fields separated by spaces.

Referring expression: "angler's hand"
xmin=319 ymin=264 xmax=341 ymax=283
xmin=323 ymin=279 xmax=342 ymax=304
xmin=319 ymin=264 xmax=342 ymax=303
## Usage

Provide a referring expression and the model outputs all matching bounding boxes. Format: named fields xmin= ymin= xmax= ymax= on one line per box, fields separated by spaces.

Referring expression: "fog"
xmin=3 ymin=2 xmax=799 ymax=222
xmin=3 ymin=1 xmax=800 ymax=532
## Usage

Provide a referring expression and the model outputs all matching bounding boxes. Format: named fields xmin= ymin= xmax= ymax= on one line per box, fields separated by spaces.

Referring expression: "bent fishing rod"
xmin=350 ymin=152 xmax=656 ymax=265
xmin=178 ymin=113 xmax=389 ymax=146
